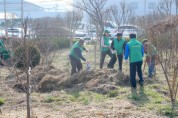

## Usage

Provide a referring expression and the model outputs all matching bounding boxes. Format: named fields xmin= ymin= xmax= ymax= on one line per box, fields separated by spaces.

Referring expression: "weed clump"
xmin=0 ymin=98 xmax=5 ymax=106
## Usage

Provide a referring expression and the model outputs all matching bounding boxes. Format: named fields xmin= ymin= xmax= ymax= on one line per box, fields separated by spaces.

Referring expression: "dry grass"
xmin=0 ymin=45 xmax=177 ymax=118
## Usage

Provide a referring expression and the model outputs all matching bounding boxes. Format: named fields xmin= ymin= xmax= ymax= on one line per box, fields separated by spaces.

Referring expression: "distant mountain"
xmin=0 ymin=0 xmax=43 ymax=12
xmin=0 ymin=0 xmax=68 ymax=18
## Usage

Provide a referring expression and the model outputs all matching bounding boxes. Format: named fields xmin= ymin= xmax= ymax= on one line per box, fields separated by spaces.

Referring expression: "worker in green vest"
xmin=0 ymin=38 xmax=6 ymax=66
xmin=142 ymin=39 xmax=157 ymax=78
xmin=100 ymin=30 xmax=112 ymax=69
xmin=124 ymin=33 xmax=144 ymax=88
xmin=69 ymin=39 xmax=88 ymax=75
xmin=0 ymin=38 xmax=5 ymax=51
xmin=108 ymin=33 xmax=126 ymax=71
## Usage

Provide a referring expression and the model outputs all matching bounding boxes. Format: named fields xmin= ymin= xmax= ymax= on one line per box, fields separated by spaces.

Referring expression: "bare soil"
xmin=0 ymin=65 xmax=168 ymax=118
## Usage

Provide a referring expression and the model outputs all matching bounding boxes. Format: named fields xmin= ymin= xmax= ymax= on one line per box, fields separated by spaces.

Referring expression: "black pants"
xmin=108 ymin=54 xmax=123 ymax=71
xmin=130 ymin=61 xmax=144 ymax=88
xmin=0 ymin=52 xmax=3 ymax=66
xmin=100 ymin=50 xmax=112 ymax=69
xmin=69 ymin=56 xmax=82 ymax=75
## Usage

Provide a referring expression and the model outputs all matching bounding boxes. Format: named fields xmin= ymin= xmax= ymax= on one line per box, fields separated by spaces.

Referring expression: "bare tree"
xmin=0 ymin=17 xmax=42 ymax=118
xmin=137 ymin=0 xmax=175 ymax=29
xmin=65 ymin=8 xmax=83 ymax=48
xmin=157 ymin=0 xmax=174 ymax=17
xmin=72 ymin=0 xmax=110 ymax=37
xmin=106 ymin=5 xmax=120 ymax=26
xmin=108 ymin=1 xmax=134 ymax=26
xmin=136 ymin=0 xmax=175 ymax=39
xmin=119 ymin=1 xmax=134 ymax=25
xmin=149 ymin=16 xmax=178 ymax=118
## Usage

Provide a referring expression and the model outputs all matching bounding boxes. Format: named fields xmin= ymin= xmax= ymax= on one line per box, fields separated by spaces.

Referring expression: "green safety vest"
xmin=128 ymin=38 xmax=143 ymax=63
xmin=101 ymin=36 xmax=110 ymax=52
xmin=2 ymin=50 xmax=11 ymax=60
xmin=70 ymin=41 xmax=83 ymax=60
xmin=113 ymin=38 xmax=125 ymax=54
xmin=0 ymin=39 xmax=5 ymax=53
xmin=0 ymin=39 xmax=11 ymax=60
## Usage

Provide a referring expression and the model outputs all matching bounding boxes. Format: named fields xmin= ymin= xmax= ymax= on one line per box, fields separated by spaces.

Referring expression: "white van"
xmin=0 ymin=29 xmax=5 ymax=38
xmin=7 ymin=28 xmax=34 ymax=39
xmin=7 ymin=28 xmax=22 ymax=38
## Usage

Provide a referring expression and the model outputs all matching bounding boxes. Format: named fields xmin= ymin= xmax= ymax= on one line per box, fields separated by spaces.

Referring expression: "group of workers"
xmin=1 ymin=32 xmax=157 ymax=89
xmin=69 ymin=29 xmax=157 ymax=89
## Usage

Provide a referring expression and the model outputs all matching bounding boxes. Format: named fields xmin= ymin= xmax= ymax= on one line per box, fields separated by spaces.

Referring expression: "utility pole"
xmin=21 ymin=0 xmax=24 ymax=39
xmin=4 ymin=0 xmax=7 ymax=37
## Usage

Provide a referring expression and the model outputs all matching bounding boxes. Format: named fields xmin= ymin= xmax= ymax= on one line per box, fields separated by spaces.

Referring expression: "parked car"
xmin=74 ymin=30 xmax=92 ymax=40
xmin=7 ymin=28 xmax=22 ymax=38
xmin=74 ymin=31 xmax=86 ymax=39
xmin=0 ymin=29 xmax=5 ymax=38
xmin=118 ymin=25 xmax=143 ymax=40
xmin=7 ymin=28 xmax=35 ymax=39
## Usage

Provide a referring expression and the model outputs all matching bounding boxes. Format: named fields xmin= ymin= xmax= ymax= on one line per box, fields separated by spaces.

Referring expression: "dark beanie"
xmin=129 ymin=33 xmax=136 ymax=39
xmin=116 ymin=33 xmax=122 ymax=37
xmin=79 ymin=39 xmax=84 ymax=44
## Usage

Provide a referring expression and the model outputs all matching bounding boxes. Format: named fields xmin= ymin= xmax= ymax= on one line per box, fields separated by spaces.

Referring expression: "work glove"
xmin=112 ymin=50 xmax=117 ymax=54
xmin=85 ymin=49 xmax=89 ymax=53
xmin=124 ymin=59 xmax=129 ymax=64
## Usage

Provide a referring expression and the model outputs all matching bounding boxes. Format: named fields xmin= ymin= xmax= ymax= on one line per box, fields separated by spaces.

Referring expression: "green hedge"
xmin=52 ymin=37 xmax=70 ymax=49
xmin=14 ymin=45 xmax=41 ymax=69
xmin=36 ymin=37 xmax=70 ymax=53
xmin=1 ymin=50 xmax=12 ymax=60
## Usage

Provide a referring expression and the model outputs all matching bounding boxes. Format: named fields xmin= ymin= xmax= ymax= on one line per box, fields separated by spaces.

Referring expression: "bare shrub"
xmin=148 ymin=16 xmax=178 ymax=117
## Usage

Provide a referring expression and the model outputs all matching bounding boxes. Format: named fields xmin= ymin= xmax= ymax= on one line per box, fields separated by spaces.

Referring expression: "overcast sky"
xmin=25 ymin=0 xmax=72 ymax=5
xmin=25 ymin=0 xmax=73 ymax=11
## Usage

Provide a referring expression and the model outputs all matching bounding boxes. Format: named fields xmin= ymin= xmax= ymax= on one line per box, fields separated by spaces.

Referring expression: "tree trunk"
xmin=26 ymin=71 xmax=30 ymax=118
xmin=171 ymin=99 xmax=175 ymax=118
xmin=24 ymin=18 xmax=31 ymax=118
xmin=70 ymin=37 xmax=73 ymax=48
xmin=94 ymin=43 xmax=97 ymax=70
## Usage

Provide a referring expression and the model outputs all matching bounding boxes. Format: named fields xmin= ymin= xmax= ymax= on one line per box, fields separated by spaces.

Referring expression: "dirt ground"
xmin=0 ymin=65 xmax=168 ymax=118
xmin=1 ymin=100 xmax=165 ymax=118
xmin=0 ymin=48 xmax=177 ymax=118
